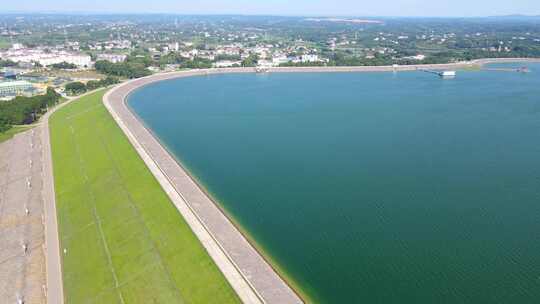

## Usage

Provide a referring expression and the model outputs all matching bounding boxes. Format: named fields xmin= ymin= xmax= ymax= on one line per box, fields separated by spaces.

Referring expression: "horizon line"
xmin=0 ymin=11 xmax=539 ymax=19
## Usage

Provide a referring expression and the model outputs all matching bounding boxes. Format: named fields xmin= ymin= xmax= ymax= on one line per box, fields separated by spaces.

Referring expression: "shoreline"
xmin=264 ymin=57 xmax=540 ymax=73
xmin=102 ymin=57 xmax=539 ymax=303
xmin=104 ymin=81 xmax=300 ymax=303
xmin=124 ymin=101 xmax=318 ymax=302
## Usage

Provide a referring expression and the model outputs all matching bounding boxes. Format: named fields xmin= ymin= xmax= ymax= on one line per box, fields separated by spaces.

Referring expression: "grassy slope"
xmin=49 ymin=89 xmax=240 ymax=304
xmin=0 ymin=125 xmax=34 ymax=143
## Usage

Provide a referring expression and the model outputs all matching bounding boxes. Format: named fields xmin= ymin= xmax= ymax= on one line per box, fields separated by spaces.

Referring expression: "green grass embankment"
xmin=0 ymin=125 xmax=34 ymax=143
xmin=49 ymin=89 xmax=240 ymax=304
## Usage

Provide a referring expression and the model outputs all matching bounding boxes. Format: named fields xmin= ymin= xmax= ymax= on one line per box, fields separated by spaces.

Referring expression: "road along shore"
xmin=102 ymin=57 xmax=539 ymax=303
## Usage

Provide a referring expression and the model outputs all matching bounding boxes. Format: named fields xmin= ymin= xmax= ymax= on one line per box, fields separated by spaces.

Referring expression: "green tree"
xmin=65 ymin=82 xmax=87 ymax=95
xmin=85 ymin=76 xmax=119 ymax=91
xmin=0 ymin=87 xmax=61 ymax=132
xmin=0 ymin=59 xmax=17 ymax=67
xmin=50 ymin=61 xmax=78 ymax=69
xmin=241 ymin=54 xmax=259 ymax=67
xmin=86 ymin=80 xmax=101 ymax=90
xmin=94 ymin=60 xmax=151 ymax=79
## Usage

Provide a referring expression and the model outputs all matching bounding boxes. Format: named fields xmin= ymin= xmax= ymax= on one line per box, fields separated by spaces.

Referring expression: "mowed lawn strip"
xmin=50 ymin=89 xmax=241 ymax=304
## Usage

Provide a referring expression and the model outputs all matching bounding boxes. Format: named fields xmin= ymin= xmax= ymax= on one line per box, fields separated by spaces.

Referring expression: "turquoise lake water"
xmin=128 ymin=63 xmax=540 ymax=303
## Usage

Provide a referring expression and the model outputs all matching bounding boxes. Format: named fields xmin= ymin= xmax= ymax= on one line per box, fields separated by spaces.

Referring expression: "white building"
xmin=169 ymin=42 xmax=180 ymax=52
xmin=97 ymin=53 xmax=127 ymax=63
xmin=300 ymin=54 xmax=320 ymax=63
xmin=272 ymin=55 xmax=289 ymax=66
xmin=257 ymin=60 xmax=274 ymax=68
xmin=11 ymin=43 xmax=24 ymax=50
xmin=38 ymin=53 xmax=92 ymax=67
xmin=213 ymin=60 xmax=242 ymax=68
xmin=1 ymin=49 xmax=92 ymax=68
xmin=404 ymin=54 xmax=426 ymax=61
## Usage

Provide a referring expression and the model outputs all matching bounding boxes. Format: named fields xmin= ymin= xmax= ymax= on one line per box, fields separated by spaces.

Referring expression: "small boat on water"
xmin=418 ymin=68 xmax=456 ymax=78
xmin=440 ymin=71 xmax=456 ymax=77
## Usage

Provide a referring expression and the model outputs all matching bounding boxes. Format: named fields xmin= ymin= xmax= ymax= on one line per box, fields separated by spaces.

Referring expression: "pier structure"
xmin=482 ymin=66 xmax=530 ymax=73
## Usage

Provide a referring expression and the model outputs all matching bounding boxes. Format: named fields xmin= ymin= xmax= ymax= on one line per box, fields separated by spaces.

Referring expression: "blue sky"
xmin=3 ymin=0 xmax=540 ymax=17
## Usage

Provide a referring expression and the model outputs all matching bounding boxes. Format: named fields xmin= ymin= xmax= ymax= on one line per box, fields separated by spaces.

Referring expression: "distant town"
xmin=1 ymin=14 xmax=540 ymax=100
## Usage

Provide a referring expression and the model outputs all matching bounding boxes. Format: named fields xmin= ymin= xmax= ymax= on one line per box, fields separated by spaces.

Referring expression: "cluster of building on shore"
xmin=0 ymin=43 xmax=129 ymax=100
xmin=1 ymin=43 xmax=128 ymax=68
xmin=0 ymin=70 xmax=68 ymax=100
xmin=0 ymin=78 xmax=36 ymax=100
xmin=214 ymin=53 xmax=325 ymax=68
xmin=141 ymin=40 xmax=329 ymax=68
xmin=0 ymin=39 xmax=330 ymax=99
xmin=2 ymin=40 xmax=328 ymax=69
xmin=1 ymin=43 xmax=92 ymax=68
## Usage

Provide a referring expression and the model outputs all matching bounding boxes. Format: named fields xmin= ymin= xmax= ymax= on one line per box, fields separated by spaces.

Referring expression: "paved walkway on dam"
xmin=0 ymin=129 xmax=46 ymax=304
xmin=103 ymin=72 xmax=304 ymax=304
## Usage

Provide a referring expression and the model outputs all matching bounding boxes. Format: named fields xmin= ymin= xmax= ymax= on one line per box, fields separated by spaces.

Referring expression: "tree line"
xmin=65 ymin=76 xmax=119 ymax=96
xmin=50 ymin=61 xmax=78 ymax=69
xmin=0 ymin=59 xmax=18 ymax=68
xmin=94 ymin=58 xmax=152 ymax=79
xmin=0 ymin=88 xmax=61 ymax=132
xmin=156 ymin=52 xmax=261 ymax=69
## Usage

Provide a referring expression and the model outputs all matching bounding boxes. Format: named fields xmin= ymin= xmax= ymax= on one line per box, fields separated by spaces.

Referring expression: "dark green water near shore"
xmin=128 ymin=63 xmax=540 ymax=303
